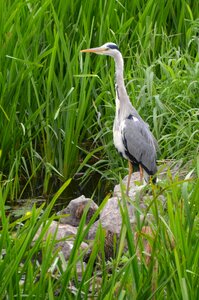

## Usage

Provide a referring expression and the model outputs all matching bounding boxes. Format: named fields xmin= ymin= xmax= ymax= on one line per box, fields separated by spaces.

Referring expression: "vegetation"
xmin=0 ymin=0 xmax=199 ymax=298
xmin=1 ymin=176 xmax=199 ymax=299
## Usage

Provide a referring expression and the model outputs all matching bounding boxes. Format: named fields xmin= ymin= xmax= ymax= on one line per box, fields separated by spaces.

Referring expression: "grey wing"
xmin=122 ymin=118 xmax=157 ymax=174
xmin=144 ymin=121 xmax=159 ymax=152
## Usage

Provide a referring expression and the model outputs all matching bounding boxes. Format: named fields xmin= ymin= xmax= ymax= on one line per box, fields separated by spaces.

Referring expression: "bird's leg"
xmin=126 ymin=161 xmax=133 ymax=196
xmin=139 ymin=164 xmax=143 ymax=183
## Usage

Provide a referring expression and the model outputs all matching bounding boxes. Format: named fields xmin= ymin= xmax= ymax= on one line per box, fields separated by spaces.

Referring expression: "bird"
xmin=80 ymin=42 xmax=158 ymax=195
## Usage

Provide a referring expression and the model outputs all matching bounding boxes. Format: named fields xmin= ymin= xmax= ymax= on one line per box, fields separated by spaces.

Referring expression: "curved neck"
xmin=113 ymin=52 xmax=129 ymax=104
xmin=112 ymin=51 xmax=141 ymax=120
xmin=114 ymin=52 xmax=127 ymax=99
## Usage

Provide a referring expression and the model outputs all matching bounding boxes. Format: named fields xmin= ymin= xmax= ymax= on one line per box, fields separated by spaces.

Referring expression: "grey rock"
xmin=87 ymin=220 xmax=100 ymax=241
xmin=87 ymin=174 xmax=156 ymax=259
xmin=56 ymin=239 xmax=88 ymax=261
xmin=113 ymin=172 xmax=146 ymax=199
xmin=34 ymin=171 xmax=167 ymax=263
xmin=88 ymin=196 xmax=137 ymax=241
xmin=34 ymin=221 xmax=88 ymax=260
xmin=57 ymin=195 xmax=99 ymax=226
xmin=33 ymin=221 xmax=77 ymax=240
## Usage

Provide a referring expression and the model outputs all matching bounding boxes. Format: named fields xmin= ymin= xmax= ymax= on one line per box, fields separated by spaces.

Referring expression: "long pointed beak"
xmin=80 ymin=46 xmax=106 ymax=54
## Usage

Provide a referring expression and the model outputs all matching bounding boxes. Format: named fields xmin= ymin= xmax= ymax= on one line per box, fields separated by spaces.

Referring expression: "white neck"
xmin=110 ymin=50 xmax=142 ymax=122
xmin=113 ymin=52 xmax=131 ymax=114
xmin=114 ymin=52 xmax=127 ymax=95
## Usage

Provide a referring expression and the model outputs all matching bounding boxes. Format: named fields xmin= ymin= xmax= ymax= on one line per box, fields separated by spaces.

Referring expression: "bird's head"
xmin=80 ymin=42 xmax=120 ymax=57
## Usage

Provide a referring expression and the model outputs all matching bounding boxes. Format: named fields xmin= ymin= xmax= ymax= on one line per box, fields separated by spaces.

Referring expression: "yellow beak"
xmin=80 ymin=47 xmax=106 ymax=54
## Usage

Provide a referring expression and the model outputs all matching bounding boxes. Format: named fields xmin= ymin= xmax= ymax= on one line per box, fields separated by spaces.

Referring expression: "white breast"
xmin=113 ymin=119 xmax=128 ymax=159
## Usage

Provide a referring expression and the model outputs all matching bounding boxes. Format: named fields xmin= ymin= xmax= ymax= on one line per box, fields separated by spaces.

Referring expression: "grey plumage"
xmin=81 ymin=42 xmax=158 ymax=193
xmin=122 ymin=117 xmax=157 ymax=173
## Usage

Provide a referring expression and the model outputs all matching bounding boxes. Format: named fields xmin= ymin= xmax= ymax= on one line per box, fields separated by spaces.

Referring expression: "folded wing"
xmin=122 ymin=116 xmax=157 ymax=175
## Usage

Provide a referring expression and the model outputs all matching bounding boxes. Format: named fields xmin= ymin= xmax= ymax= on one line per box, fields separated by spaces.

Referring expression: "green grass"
xmin=0 ymin=0 xmax=199 ymax=298
xmin=0 ymin=0 xmax=199 ymax=198
xmin=1 ymin=176 xmax=199 ymax=299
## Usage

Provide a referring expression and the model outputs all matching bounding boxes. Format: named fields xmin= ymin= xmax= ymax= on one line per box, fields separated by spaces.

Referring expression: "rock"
xmin=87 ymin=196 xmax=122 ymax=259
xmin=113 ymin=172 xmax=146 ymax=199
xmin=34 ymin=172 xmax=166 ymax=263
xmin=88 ymin=195 xmax=137 ymax=237
xmin=56 ymin=239 xmax=88 ymax=261
xmin=104 ymin=229 xmax=117 ymax=259
xmin=87 ymin=196 xmax=134 ymax=259
xmin=57 ymin=195 xmax=99 ymax=226
xmin=87 ymin=174 xmax=155 ymax=259
xmin=87 ymin=220 xmax=100 ymax=241
xmin=33 ymin=221 xmax=89 ymax=260
xmin=33 ymin=221 xmax=77 ymax=241
xmin=100 ymin=197 xmax=123 ymax=234
xmin=75 ymin=261 xmax=87 ymax=281
xmin=88 ymin=197 xmax=122 ymax=242
xmin=87 ymin=220 xmax=118 ymax=259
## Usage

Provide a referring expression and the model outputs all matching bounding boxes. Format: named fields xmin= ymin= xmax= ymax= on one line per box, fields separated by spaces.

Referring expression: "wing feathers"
xmin=122 ymin=117 xmax=157 ymax=175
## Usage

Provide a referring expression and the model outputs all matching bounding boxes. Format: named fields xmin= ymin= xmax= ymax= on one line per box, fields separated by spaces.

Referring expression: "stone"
xmin=87 ymin=197 xmax=122 ymax=242
xmin=56 ymin=239 xmax=88 ymax=261
xmin=87 ymin=173 xmax=155 ymax=259
xmin=113 ymin=172 xmax=146 ymax=199
xmin=33 ymin=221 xmax=89 ymax=260
xmin=57 ymin=195 xmax=99 ymax=226
xmin=33 ymin=221 xmax=77 ymax=241
xmin=34 ymin=171 xmax=166 ymax=263
xmin=88 ymin=195 xmax=138 ymax=238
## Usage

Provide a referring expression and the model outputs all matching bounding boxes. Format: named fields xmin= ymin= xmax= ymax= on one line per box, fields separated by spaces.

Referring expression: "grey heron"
xmin=81 ymin=42 xmax=158 ymax=195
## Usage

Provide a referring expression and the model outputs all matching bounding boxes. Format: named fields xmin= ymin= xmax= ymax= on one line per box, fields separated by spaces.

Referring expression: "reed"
xmin=0 ymin=2 xmax=199 ymax=296
xmin=0 ymin=0 xmax=199 ymax=198
xmin=1 ymin=176 xmax=199 ymax=298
